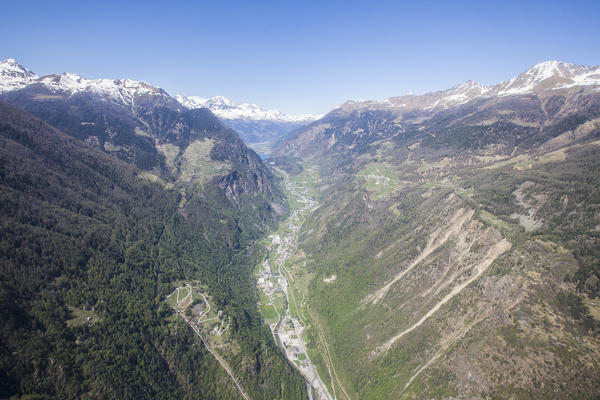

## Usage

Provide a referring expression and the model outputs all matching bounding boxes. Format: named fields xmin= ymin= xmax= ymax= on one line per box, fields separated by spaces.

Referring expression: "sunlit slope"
xmin=273 ymin=67 xmax=600 ymax=398
xmin=288 ymin=143 xmax=600 ymax=398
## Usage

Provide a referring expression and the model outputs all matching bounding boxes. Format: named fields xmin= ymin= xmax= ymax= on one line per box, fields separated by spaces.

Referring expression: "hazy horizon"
xmin=2 ymin=0 xmax=599 ymax=115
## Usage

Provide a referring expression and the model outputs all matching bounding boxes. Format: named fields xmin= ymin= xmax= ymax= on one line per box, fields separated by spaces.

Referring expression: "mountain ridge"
xmin=0 ymin=58 xmax=173 ymax=106
xmin=0 ymin=59 xmax=322 ymax=122
xmin=275 ymin=60 xmax=600 ymax=160
xmin=0 ymin=59 xmax=318 ymax=158
xmin=333 ymin=60 xmax=600 ymax=115
xmin=268 ymin=59 xmax=600 ymax=399
xmin=0 ymin=58 xmax=284 ymax=217
xmin=176 ymin=94 xmax=320 ymax=123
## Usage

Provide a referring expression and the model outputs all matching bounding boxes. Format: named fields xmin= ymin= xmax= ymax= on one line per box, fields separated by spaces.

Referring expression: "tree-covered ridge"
xmin=0 ymin=102 xmax=305 ymax=399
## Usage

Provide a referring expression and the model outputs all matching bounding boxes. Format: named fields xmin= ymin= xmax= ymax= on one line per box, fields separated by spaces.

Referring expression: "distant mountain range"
xmin=0 ymin=58 xmax=172 ymax=104
xmin=176 ymin=95 xmax=321 ymax=158
xmin=176 ymin=95 xmax=318 ymax=123
xmin=277 ymin=60 xmax=600 ymax=158
xmin=335 ymin=60 xmax=600 ymax=114
xmin=0 ymin=59 xmax=320 ymax=158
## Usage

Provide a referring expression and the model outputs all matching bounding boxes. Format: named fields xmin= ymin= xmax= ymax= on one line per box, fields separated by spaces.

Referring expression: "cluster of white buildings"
xmin=257 ymin=259 xmax=278 ymax=296
xmin=279 ymin=317 xmax=307 ymax=363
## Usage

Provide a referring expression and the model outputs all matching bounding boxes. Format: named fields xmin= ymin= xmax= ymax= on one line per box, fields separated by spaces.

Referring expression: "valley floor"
xmin=256 ymin=167 xmax=348 ymax=400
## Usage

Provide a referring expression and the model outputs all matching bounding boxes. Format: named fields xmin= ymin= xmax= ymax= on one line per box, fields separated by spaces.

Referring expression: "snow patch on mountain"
xmin=429 ymin=80 xmax=491 ymax=109
xmin=338 ymin=61 xmax=600 ymax=114
xmin=176 ymin=95 xmax=321 ymax=123
xmin=0 ymin=59 xmax=169 ymax=105
xmin=495 ymin=61 xmax=600 ymax=96
xmin=0 ymin=59 xmax=39 ymax=92
xmin=340 ymin=80 xmax=491 ymax=113
xmin=4 ymin=58 xmax=599 ymax=121
xmin=36 ymin=73 xmax=167 ymax=104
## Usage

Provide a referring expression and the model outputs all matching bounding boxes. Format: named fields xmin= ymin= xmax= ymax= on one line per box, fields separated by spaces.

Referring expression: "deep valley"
xmin=1 ymin=56 xmax=599 ymax=399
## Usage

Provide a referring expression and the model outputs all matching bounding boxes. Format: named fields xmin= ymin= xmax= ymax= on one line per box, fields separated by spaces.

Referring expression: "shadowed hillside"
xmin=0 ymin=102 xmax=305 ymax=399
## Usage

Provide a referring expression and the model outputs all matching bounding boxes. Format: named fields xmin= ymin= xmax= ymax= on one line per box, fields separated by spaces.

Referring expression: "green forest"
xmin=0 ymin=102 xmax=306 ymax=399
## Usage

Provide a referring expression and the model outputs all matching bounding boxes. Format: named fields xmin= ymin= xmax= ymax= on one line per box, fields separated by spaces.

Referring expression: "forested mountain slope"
xmin=273 ymin=61 xmax=600 ymax=398
xmin=0 ymin=102 xmax=306 ymax=399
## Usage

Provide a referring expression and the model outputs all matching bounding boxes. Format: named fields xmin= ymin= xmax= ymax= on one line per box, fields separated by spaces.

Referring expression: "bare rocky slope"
xmin=273 ymin=61 xmax=600 ymax=399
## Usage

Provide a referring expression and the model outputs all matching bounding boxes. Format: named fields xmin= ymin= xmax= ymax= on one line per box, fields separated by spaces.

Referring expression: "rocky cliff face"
xmin=0 ymin=59 xmax=284 ymax=216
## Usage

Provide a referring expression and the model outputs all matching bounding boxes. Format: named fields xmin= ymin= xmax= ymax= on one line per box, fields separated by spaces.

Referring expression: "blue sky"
xmin=2 ymin=0 xmax=599 ymax=114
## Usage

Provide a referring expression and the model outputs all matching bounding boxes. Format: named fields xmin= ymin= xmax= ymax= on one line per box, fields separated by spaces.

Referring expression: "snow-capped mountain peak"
xmin=530 ymin=60 xmax=570 ymax=76
xmin=35 ymin=73 xmax=166 ymax=103
xmin=176 ymin=95 xmax=321 ymax=123
xmin=450 ymin=80 xmax=490 ymax=96
xmin=342 ymin=79 xmax=492 ymax=113
xmin=0 ymin=58 xmax=169 ymax=106
xmin=0 ymin=58 xmax=39 ymax=91
xmin=495 ymin=60 xmax=600 ymax=96
xmin=429 ymin=80 xmax=491 ymax=109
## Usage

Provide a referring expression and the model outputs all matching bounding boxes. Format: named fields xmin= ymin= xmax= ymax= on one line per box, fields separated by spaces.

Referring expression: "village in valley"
xmin=255 ymin=167 xmax=335 ymax=400
xmin=256 ymin=251 xmax=308 ymax=369
xmin=165 ymin=167 xmax=336 ymax=400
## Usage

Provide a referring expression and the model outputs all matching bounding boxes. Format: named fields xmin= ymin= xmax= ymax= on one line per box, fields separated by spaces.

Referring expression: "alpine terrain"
xmin=0 ymin=59 xmax=307 ymax=399
xmin=177 ymin=95 xmax=320 ymax=158
xmin=269 ymin=60 xmax=600 ymax=399
xmin=2 ymin=54 xmax=600 ymax=400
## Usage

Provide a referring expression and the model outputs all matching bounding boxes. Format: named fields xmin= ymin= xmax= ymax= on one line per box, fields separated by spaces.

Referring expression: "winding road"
xmin=168 ymin=285 xmax=250 ymax=400
xmin=183 ymin=313 xmax=250 ymax=400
